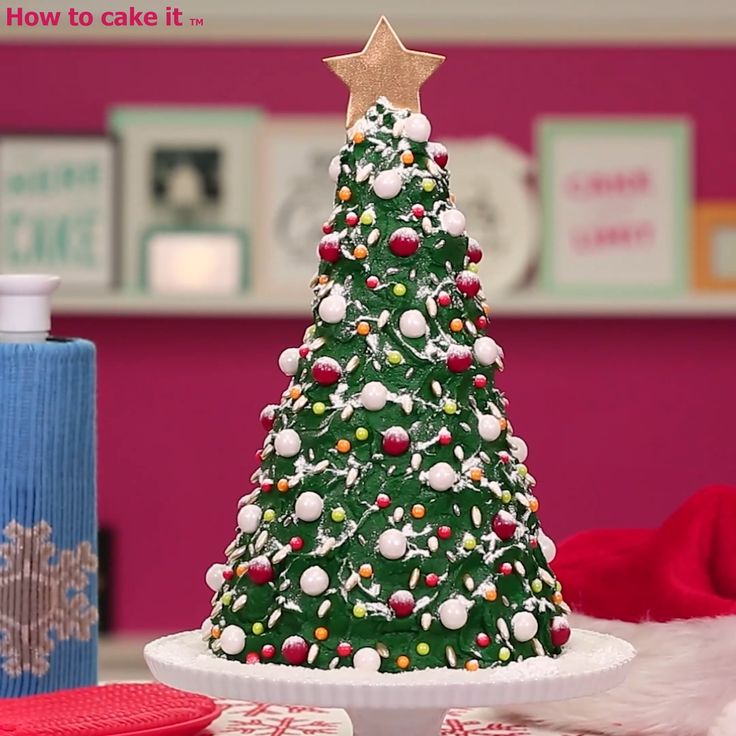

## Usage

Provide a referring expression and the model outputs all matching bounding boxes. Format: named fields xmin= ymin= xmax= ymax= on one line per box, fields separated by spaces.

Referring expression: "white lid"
xmin=0 ymin=274 xmax=61 ymax=342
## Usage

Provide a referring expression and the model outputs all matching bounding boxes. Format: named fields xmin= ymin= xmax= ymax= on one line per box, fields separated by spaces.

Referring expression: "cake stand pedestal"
xmin=145 ymin=629 xmax=634 ymax=736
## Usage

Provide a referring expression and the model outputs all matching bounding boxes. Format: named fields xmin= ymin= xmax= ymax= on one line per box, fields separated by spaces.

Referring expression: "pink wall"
xmin=5 ymin=43 xmax=736 ymax=631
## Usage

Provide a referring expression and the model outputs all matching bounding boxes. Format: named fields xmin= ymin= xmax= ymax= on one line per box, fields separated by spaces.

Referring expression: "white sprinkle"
xmin=411 ymin=453 xmax=422 ymax=471
xmin=428 ymin=536 xmax=439 ymax=553
xmin=211 ymin=602 xmax=222 ymax=618
xmin=345 ymin=572 xmax=360 ymax=591
xmin=378 ymin=310 xmax=390 ymax=329
xmin=480 ymin=452 xmax=491 ymax=464
xmin=254 ymin=530 xmax=268 ymax=553
xmin=409 ymin=567 xmax=420 ymax=589
xmin=515 ymin=493 xmax=530 ymax=507
xmin=465 ymin=320 xmax=477 ymax=336
xmin=356 ymin=163 xmax=373 ymax=182
xmin=292 ymin=395 xmax=308 ymax=412
xmin=401 ymin=395 xmax=413 ymax=414
xmin=317 ymin=538 xmax=336 ymax=556
xmin=313 ymin=459 xmax=330 ymax=473
xmin=454 ymin=446 xmax=465 ymax=462
xmin=341 ymin=405 xmax=354 ymax=421
xmin=268 ymin=608 xmax=282 ymax=629
xmin=514 ymin=561 xmax=526 ymax=576
xmin=425 ymin=296 xmax=437 ymax=318
xmin=367 ymin=228 xmax=380 ymax=245
xmin=497 ymin=618 xmax=510 ymax=639
xmin=464 ymin=575 xmax=475 ymax=592
xmin=431 ymin=380 xmax=442 ymax=397
xmin=471 ymin=507 xmax=482 ymax=528
xmin=346 ymin=355 xmax=360 ymax=373
xmin=346 ymin=467 xmax=359 ymax=486
xmin=376 ymin=642 xmax=390 ymax=658
xmin=318 ymin=600 xmax=331 ymax=618
xmin=329 ymin=656 xmax=339 ymax=669
xmin=421 ymin=613 xmax=432 ymax=631
xmin=232 ymin=595 xmax=247 ymax=613
xmin=272 ymin=545 xmax=290 ymax=564
xmin=393 ymin=507 xmax=404 ymax=522
xmin=422 ymin=217 xmax=432 ymax=234
xmin=228 ymin=546 xmax=246 ymax=562
xmin=308 ymin=643 xmax=319 ymax=664
xmin=533 ymin=639 xmax=544 ymax=656
xmin=310 ymin=337 xmax=326 ymax=351
xmin=446 ymin=646 xmax=457 ymax=667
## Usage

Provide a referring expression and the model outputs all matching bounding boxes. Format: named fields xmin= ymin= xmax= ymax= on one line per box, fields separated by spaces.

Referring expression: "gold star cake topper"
xmin=324 ymin=16 xmax=445 ymax=129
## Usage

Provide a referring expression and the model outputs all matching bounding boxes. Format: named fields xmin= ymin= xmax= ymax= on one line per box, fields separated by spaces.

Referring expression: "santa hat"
xmin=504 ymin=485 xmax=736 ymax=736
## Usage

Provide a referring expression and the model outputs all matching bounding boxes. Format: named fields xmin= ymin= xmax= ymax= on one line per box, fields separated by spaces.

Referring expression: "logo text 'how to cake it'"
xmin=4 ymin=6 xmax=206 ymax=28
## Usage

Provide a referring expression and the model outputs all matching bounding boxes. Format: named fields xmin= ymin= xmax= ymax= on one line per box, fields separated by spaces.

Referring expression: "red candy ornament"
xmin=382 ymin=426 xmax=411 ymax=456
xmin=366 ymin=276 xmax=380 ymax=290
xmin=550 ymin=616 xmax=571 ymax=647
xmin=298 ymin=346 xmax=310 ymax=358
xmin=345 ymin=212 xmax=359 ymax=227
xmin=500 ymin=562 xmax=513 ymax=575
xmin=247 ymin=556 xmax=274 ymax=585
xmin=425 ymin=573 xmax=439 ymax=587
xmin=376 ymin=493 xmax=391 ymax=509
xmin=411 ymin=203 xmax=425 ymax=218
xmin=322 ymin=222 xmax=334 ymax=234
xmin=447 ymin=345 xmax=473 ymax=373
xmin=456 ymin=271 xmax=481 ymax=298
xmin=437 ymin=291 xmax=451 ymax=307
xmin=260 ymin=405 xmax=277 ymax=431
xmin=429 ymin=142 xmax=449 ymax=168
xmin=388 ymin=227 xmax=420 ymax=257
xmin=312 ymin=357 xmax=342 ymax=386
xmin=281 ymin=635 xmax=309 ymax=666
xmin=473 ymin=375 xmax=487 ymax=389
xmin=318 ymin=234 xmax=341 ymax=263
xmin=261 ymin=644 xmax=276 ymax=659
xmin=388 ymin=590 xmax=416 ymax=618
xmin=492 ymin=511 xmax=517 ymax=541
xmin=245 ymin=652 xmax=260 ymax=664
xmin=289 ymin=536 xmax=304 ymax=551
xmin=438 ymin=428 xmax=452 ymax=445
xmin=476 ymin=632 xmax=491 ymax=648
xmin=337 ymin=642 xmax=353 ymax=657
xmin=475 ymin=315 xmax=488 ymax=332
xmin=467 ymin=238 xmax=483 ymax=263
xmin=437 ymin=525 xmax=452 ymax=540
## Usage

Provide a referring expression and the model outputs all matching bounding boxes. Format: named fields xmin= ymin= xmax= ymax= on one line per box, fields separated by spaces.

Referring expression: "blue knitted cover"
xmin=0 ymin=339 xmax=97 ymax=695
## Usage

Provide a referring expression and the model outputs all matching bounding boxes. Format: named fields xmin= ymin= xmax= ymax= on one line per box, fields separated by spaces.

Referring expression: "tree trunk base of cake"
xmin=348 ymin=707 xmax=446 ymax=736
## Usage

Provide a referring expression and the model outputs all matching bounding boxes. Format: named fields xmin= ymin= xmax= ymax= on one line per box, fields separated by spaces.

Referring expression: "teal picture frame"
xmin=537 ymin=117 xmax=691 ymax=299
xmin=108 ymin=106 xmax=261 ymax=293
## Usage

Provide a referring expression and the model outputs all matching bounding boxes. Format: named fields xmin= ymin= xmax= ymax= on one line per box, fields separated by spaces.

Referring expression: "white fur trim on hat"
xmin=501 ymin=613 xmax=736 ymax=736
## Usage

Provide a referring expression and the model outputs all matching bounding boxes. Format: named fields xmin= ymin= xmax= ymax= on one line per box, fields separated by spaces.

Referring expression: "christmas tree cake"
xmin=202 ymin=17 xmax=570 ymax=674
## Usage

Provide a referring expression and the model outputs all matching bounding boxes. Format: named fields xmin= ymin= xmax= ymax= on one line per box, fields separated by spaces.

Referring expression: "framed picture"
xmin=693 ymin=202 xmax=736 ymax=291
xmin=0 ymin=135 xmax=116 ymax=290
xmin=444 ymin=137 xmax=539 ymax=295
xmin=256 ymin=116 xmax=345 ymax=309
xmin=538 ymin=118 xmax=691 ymax=298
xmin=109 ymin=107 xmax=261 ymax=295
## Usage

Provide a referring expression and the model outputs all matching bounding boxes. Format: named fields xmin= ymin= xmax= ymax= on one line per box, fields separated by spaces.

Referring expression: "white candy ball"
xmin=441 ymin=209 xmax=466 ymax=237
xmin=426 ymin=462 xmax=457 ymax=492
xmin=373 ymin=170 xmax=403 ymax=199
xmin=538 ymin=529 xmax=557 ymax=562
xmin=404 ymin=113 xmax=431 ymax=143
xmin=318 ymin=294 xmax=347 ymax=324
xmin=300 ymin=566 xmax=330 ymax=596
xmin=219 ymin=624 xmax=246 ymax=655
xmin=438 ymin=598 xmax=468 ymax=630
xmin=378 ymin=528 xmax=407 ymax=560
xmin=329 ymin=155 xmax=341 ymax=183
xmin=237 ymin=504 xmax=262 ymax=534
xmin=205 ymin=563 xmax=227 ymax=592
xmin=474 ymin=336 xmax=501 ymax=366
xmin=295 ymin=491 xmax=324 ymax=522
xmin=278 ymin=347 xmax=300 ymax=376
xmin=274 ymin=428 xmax=301 ymax=457
xmin=200 ymin=617 xmax=212 ymax=638
xmin=508 ymin=436 xmax=528 ymax=463
xmin=478 ymin=415 xmax=502 ymax=442
xmin=353 ymin=647 xmax=381 ymax=671
xmin=512 ymin=611 xmax=539 ymax=642
xmin=360 ymin=381 xmax=388 ymax=411
xmin=399 ymin=309 xmax=427 ymax=339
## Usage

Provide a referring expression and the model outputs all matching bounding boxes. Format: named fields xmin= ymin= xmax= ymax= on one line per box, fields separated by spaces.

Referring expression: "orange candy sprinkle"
xmin=338 ymin=186 xmax=352 ymax=202
xmin=401 ymin=151 xmax=414 ymax=165
xmin=411 ymin=504 xmax=425 ymax=519
xmin=353 ymin=131 xmax=365 ymax=144
xmin=337 ymin=439 xmax=351 ymax=453
xmin=469 ymin=468 xmax=483 ymax=482
xmin=449 ymin=318 xmax=463 ymax=332
xmin=465 ymin=659 xmax=480 ymax=671
xmin=449 ymin=193 xmax=456 ymax=204
xmin=290 ymin=387 xmax=302 ymax=400
xmin=357 ymin=321 xmax=370 ymax=336
xmin=354 ymin=245 xmax=368 ymax=260
xmin=499 ymin=418 xmax=508 ymax=431
xmin=484 ymin=587 xmax=498 ymax=602
xmin=319 ymin=274 xmax=329 ymax=284
xmin=552 ymin=592 xmax=563 ymax=605
xmin=529 ymin=497 xmax=540 ymax=512
xmin=359 ymin=563 xmax=373 ymax=578
xmin=236 ymin=563 xmax=248 ymax=577
xmin=396 ymin=655 xmax=410 ymax=669
xmin=314 ymin=626 xmax=329 ymax=641
xmin=211 ymin=626 xmax=221 ymax=639
xmin=482 ymin=302 xmax=492 ymax=317
xmin=277 ymin=478 xmax=289 ymax=492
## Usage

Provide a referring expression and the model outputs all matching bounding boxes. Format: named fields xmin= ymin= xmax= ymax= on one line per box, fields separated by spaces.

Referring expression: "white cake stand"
xmin=145 ymin=629 xmax=634 ymax=736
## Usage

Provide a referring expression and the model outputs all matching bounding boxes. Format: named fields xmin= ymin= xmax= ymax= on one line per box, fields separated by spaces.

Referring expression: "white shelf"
xmin=52 ymin=291 xmax=736 ymax=318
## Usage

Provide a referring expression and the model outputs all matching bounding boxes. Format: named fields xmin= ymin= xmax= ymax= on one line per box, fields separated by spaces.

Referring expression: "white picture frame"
xmin=256 ymin=116 xmax=345 ymax=310
xmin=0 ymin=135 xmax=116 ymax=290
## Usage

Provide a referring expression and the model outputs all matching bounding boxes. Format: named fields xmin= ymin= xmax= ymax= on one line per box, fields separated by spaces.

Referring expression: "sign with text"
xmin=538 ymin=119 xmax=690 ymax=297
xmin=0 ymin=136 xmax=115 ymax=289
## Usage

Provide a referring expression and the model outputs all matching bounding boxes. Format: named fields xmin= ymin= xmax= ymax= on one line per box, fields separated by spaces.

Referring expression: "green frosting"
xmin=207 ymin=99 xmax=568 ymax=673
